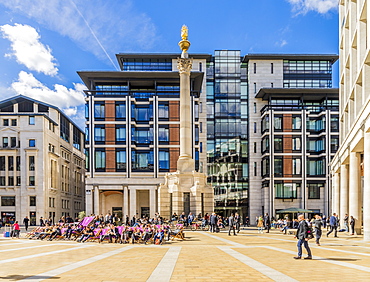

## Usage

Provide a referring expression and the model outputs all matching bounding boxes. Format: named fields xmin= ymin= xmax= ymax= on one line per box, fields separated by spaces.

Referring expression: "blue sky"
xmin=0 ymin=0 xmax=339 ymax=128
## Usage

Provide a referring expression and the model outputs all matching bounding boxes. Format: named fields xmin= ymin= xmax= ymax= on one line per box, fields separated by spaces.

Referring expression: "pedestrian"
xmin=264 ymin=213 xmax=271 ymax=233
xmin=344 ymin=214 xmax=349 ymax=232
xmin=257 ymin=216 xmax=264 ymax=233
xmin=312 ymin=214 xmax=322 ymax=246
xmin=327 ymin=213 xmax=338 ymax=237
xmin=350 ymin=216 xmax=355 ymax=235
xmin=294 ymin=214 xmax=312 ymax=259
xmin=228 ymin=213 xmax=236 ymax=236
xmin=39 ymin=217 xmax=45 ymax=227
xmin=235 ymin=212 xmax=241 ymax=233
xmin=210 ymin=212 xmax=217 ymax=233
xmin=12 ymin=221 xmax=20 ymax=239
xmin=322 ymin=215 xmax=327 ymax=229
xmin=23 ymin=216 xmax=29 ymax=231
xmin=245 ymin=216 xmax=250 ymax=227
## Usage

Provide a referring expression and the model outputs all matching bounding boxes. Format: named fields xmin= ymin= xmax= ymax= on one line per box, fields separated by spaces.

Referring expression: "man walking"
xmin=228 ymin=213 xmax=236 ymax=236
xmin=210 ymin=213 xmax=217 ymax=233
xmin=294 ymin=214 xmax=312 ymax=259
xmin=264 ymin=213 xmax=271 ymax=233
xmin=344 ymin=214 xmax=349 ymax=232
xmin=313 ymin=214 xmax=322 ymax=246
xmin=235 ymin=212 xmax=241 ymax=233
xmin=39 ymin=217 xmax=45 ymax=227
xmin=23 ymin=216 xmax=29 ymax=231
xmin=327 ymin=213 xmax=338 ymax=237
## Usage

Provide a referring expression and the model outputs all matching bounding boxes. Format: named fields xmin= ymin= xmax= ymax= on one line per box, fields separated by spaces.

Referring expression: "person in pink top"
xmin=13 ymin=221 xmax=20 ymax=238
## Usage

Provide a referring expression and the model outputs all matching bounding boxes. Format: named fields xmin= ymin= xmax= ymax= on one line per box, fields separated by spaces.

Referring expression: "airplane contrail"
xmin=69 ymin=0 xmax=119 ymax=71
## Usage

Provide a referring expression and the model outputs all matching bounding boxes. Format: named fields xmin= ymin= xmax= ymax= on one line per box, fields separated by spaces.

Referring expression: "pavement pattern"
xmin=0 ymin=228 xmax=370 ymax=281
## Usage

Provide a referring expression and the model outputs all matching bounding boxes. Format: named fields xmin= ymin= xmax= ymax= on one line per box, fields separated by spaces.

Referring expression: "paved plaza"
xmin=1 ymin=228 xmax=370 ymax=281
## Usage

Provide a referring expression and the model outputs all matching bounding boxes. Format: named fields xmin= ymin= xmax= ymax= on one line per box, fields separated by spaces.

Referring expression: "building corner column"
xmin=94 ymin=186 xmax=100 ymax=215
xmin=333 ymin=172 xmax=340 ymax=215
xmin=123 ymin=186 xmax=129 ymax=218
xmin=363 ymin=132 xmax=370 ymax=240
xmin=150 ymin=188 xmax=156 ymax=218
xmin=349 ymin=151 xmax=361 ymax=234
xmin=129 ymin=187 xmax=137 ymax=218
xmin=340 ymin=164 xmax=349 ymax=228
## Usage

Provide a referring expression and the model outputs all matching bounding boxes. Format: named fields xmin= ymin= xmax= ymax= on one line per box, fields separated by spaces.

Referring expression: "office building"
xmin=0 ymin=95 xmax=85 ymax=225
xmin=331 ymin=0 xmax=370 ymax=239
xmin=80 ymin=53 xmax=209 ymax=219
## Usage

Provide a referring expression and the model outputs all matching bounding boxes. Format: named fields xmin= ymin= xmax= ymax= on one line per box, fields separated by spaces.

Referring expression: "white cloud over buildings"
xmin=0 ymin=24 xmax=58 ymax=76
xmin=287 ymin=0 xmax=338 ymax=15
xmin=11 ymin=71 xmax=85 ymax=118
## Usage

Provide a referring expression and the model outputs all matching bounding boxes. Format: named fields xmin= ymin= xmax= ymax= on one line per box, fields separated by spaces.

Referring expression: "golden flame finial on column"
xmin=179 ymin=25 xmax=190 ymax=58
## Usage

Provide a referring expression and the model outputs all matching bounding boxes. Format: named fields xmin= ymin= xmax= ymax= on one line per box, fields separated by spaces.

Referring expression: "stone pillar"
xmin=349 ymin=152 xmax=362 ymax=234
xmin=123 ymin=186 xmax=129 ymax=218
xmin=94 ymin=186 xmax=100 ymax=215
xmin=85 ymin=185 xmax=93 ymax=215
xmin=129 ymin=187 xmax=137 ymax=218
xmin=101 ymin=193 xmax=106 ymax=215
xmin=150 ymin=188 xmax=156 ymax=218
xmin=340 ymin=164 xmax=349 ymax=227
xmin=177 ymin=58 xmax=195 ymax=173
xmin=333 ymin=172 xmax=340 ymax=215
xmin=364 ymin=131 xmax=370 ymax=240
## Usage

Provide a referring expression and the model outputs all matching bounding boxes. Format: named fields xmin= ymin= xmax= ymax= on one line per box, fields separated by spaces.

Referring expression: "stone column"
xmin=150 ymin=188 xmax=156 ymax=218
xmin=364 ymin=131 xmax=370 ymax=240
xmin=123 ymin=186 xmax=129 ymax=218
xmin=101 ymin=193 xmax=106 ymax=215
xmin=333 ymin=172 xmax=340 ymax=215
xmin=177 ymin=58 xmax=195 ymax=173
xmin=94 ymin=186 xmax=100 ymax=215
xmin=349 ymin=152 xmax=362 ymax=234
xmin=85 ymin=185 xmax=93 ymax=215
xmin=340 ymin=164 xmax=349 ymax=227
xmin=129 ymin=187 xmax=137 ymax=218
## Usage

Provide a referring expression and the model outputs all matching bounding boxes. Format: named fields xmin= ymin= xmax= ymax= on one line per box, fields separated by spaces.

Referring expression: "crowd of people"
xmin=14 ymin=213 xmax=186 ymax=245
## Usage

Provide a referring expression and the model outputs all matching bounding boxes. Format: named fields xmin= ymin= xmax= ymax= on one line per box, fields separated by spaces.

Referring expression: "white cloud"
xmin=11 ymin=71 xmax=85 ymax=117
xmin=287 ymin=0 xmax=338 ymax=15
xmin=0 ymin=0 xmax=157 ymax=66
xmin=0 ymin=24 xmax=58 ymax=76
xmin=276 ymin=39 xmax=288 ymax=47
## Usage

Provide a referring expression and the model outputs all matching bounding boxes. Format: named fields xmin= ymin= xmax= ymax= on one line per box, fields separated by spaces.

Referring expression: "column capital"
xmin=177 ymin=58 xmax=193 ymax=75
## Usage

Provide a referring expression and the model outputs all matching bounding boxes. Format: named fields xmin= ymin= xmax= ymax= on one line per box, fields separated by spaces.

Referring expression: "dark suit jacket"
xmin=228 ymin=216 xmax=235 ymax=226
xmin=210 ymin=215 xmax=217 ymax=225
xmin=296 ymin=220 xmax=309 ymax=240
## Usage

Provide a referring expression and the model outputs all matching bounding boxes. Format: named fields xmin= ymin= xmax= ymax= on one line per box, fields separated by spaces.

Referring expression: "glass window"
xmin=0 ymin=156 xmax=4 ymax=171
xmin=11 ymin=119 xmax=17 ymax=126
xmin=274 ymin=158 xmax=283 ymax=176
xmin=29 ymin=156 xmax=35 ymax=171
xmin=3 ymin=137 xmax=8 ymax=147
xmin=85 ymin=104 xmax=89 ymax=119
xmin=292 ymin=116 xmax=301 ymax=130
xmin=8 ymin=176 xmax=14 ymax=186
xmin=1 ymin=196 xmax=15 ymax=206
xmin=274 ymin=137 xmax=283 ymax=151
xmin=275 ymin=183 xmax=298 ymax=199
xmin=0 ymin=176 xmax=4 ymax=186
xmin=29 ymin=116 xmax=35 ymax=125
xmin=132 ymin=105 xmax=153 ymax=121
xmin=292 ymin=137 xmax=301 ymax=151
xmin=131 ymin=128 xmax=153 ymax=144
xmin=292 ymin=158 xmax=301 ymax=175
xmin=115 ymin=103 xmax=126 ymax=119
xmin=16 ymin=176 xmax=21 ymax=186
xmin=30 ymin=196 xmax=36 ymax=206
xmin=95 ymin=150 xmax=106 ymax=170
xmin=131 ymin=150 xmax=154 ymax=172
xmin=29 ymin=176 xmax=35 ymax=186
xmin=159 ymin=151 xmax=169 ymax=170
xmin=16 ymin=156 xmax=20 ymax=171
xmin=116 ymin=150 xmax=126 ymax=171
xmin=94 ymin=126 xmax=105 ymax=142
xmin=308 ymin=184 xmax=322 ymax=199
xmin=29 ymin=139 xmax=36 ymax=147
xmin=10 ymin=137 xmax=16 ymax=147
xmin=158 ymin=128 xmax=169 ymax=142
xmin=3 ymin=119 xmax=8 ymax=126
xmin=274 ymin=116 xmax=282 ymax=130
xmin=116 ymin=127 xmax=126 ymax=142
xmin=158 ymin=104 xmax=169 ymax=119
xmin=94 ymin=103 xmax=105 ymax=118
xmin=8 ymin=156 xmax=13 ymax=170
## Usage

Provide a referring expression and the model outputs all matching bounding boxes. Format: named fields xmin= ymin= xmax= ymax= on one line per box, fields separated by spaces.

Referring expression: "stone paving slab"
xmin=1 ymin=228 xmax=370 ymax=281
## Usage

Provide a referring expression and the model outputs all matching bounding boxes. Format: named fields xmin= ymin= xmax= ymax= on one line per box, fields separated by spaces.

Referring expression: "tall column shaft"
xmin=177 ymin=58 xmax=195 ymax=173
xmin=333 ymin=172 xmax=340 ymax=215
xmin=364 ymin=132 xmax=370 ymax=240
xmin=150 ymin=188 xmax=156 ymax=218
xmin=349 ymin=152 xmax=362 ymax=234
xmin=94 ymin=187 xmax=100 ymax=215
xmin=340 ymin=164 xmax=349 ymax=227
xmin=129 ymin=187 xmax=137 ymax=218
xmin=123 ymin=186 xmax=129 ymax=217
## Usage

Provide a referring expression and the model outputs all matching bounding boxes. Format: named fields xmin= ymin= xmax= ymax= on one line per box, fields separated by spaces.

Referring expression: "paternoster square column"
xmin=177 ymin=25 xmax=195 ymax=173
